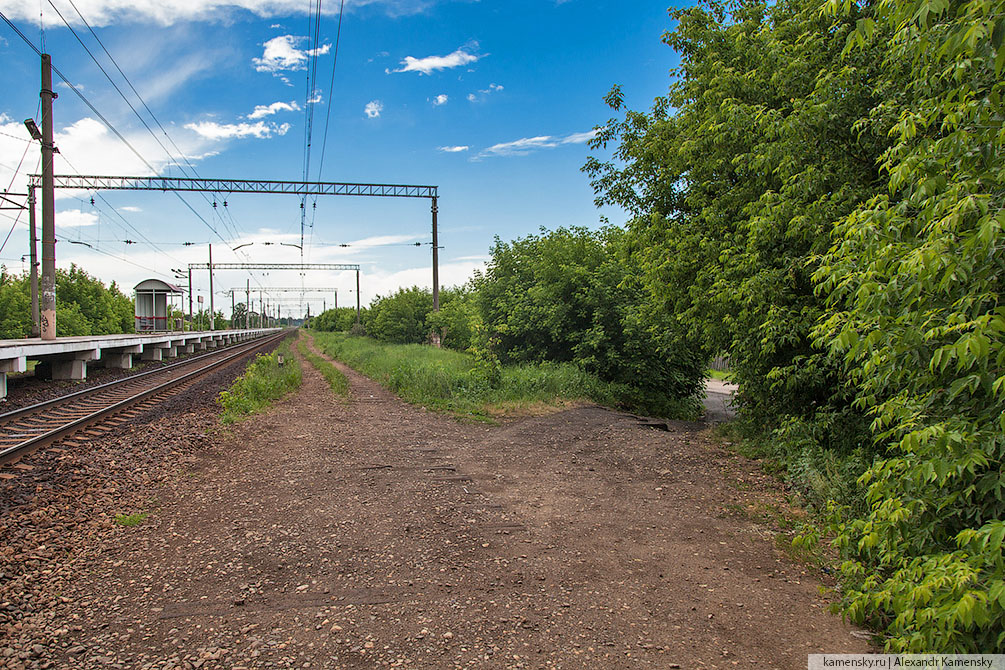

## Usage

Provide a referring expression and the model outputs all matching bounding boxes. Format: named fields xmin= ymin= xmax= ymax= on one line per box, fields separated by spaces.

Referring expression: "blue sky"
xmin=0 ymin=0 xmax=680 ymax=318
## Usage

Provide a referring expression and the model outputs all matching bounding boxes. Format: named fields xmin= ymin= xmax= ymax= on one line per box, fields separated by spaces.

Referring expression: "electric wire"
xmin=0 ymin=139 xmax=37 ymax=255
xmin=1 ymin=8 xmax=246 ymax=251
xmin=48 ymin=0 xmax=240 ymax=244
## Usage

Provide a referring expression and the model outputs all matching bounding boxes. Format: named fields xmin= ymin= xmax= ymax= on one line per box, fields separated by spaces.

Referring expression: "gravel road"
xmin=0 ymin=337 xmax=871 ymax=669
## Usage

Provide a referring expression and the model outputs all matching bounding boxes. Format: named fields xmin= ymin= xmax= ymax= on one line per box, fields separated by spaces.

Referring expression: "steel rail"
xmin=0 ymin=332 xmax=279 ymax=425
xmin=0 ymin=330 xmax=289 ymax=464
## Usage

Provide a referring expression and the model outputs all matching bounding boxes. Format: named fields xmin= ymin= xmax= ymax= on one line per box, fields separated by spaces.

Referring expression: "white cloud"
xmin=466 ymin=83 xmax=503 ymax=103
xmin=0 ymin=0 xmax=439 ymax=27
xmin=253 ymin=35 xmax=330 ymax=73
xmin=247 ymin=100 xmax=301 ymax=119
xmin=184 ymin=120 xmax=291 ymax=139
xmin=432 ymin=94 xmax=448 ymax=106
xmin=475 ymin=129 xmax=598 ymax=159
xmin=437 ymin=145 xmax=469 ymax=153
xmin=364 ymin=100 xmax=383 ymax=119
xmin=55 ymin=209 xmax=100 ymax=229
xmin=120 ymin=206 xmax=143 ymax=212
xmin=560 ymin=129 xmax=599 ymax=144
xmin=0 ymin=115 xmax=216 ymax=201
xmin=391 ymin=47 xmax=480 ymax=75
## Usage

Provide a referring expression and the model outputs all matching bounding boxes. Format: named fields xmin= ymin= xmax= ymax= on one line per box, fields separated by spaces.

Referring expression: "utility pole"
xmin=188 ymin=268 xmax=193 ymax=330
xmin=27 ymin=189 xmax=39 ymax=337
xmin=245 ymin=278 xmax=250 ymax=329
xmin=334 ymin=290 xmax=337 ymax=311
xmin=431 ymin=195 xmax=439 ymax=312
xmin=260 ymin=292 xmax=264 ymax=329
xmin=231 ymin=291 xmax=234 ymax=327
xmin=356 ymin=269 xmax=361 ymax=324
xmin=40 ymin=54 xmax=57 ymax=340
xmin=208 ymin=244 xmax=215 ymax=330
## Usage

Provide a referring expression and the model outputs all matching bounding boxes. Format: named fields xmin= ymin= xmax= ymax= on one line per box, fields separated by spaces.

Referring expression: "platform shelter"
xmin=134 ymin=279 xmax=183 ymax=332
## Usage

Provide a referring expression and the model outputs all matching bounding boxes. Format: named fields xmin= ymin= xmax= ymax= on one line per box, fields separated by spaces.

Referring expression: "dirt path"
xmin=42 ymin=341 xmax=870 ymax=669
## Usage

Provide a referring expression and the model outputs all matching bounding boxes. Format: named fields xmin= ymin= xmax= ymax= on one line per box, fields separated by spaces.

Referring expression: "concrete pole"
xmin=40 ymin=54 xmax=57 ymax=340
xmin=28 ymin=188 xmax=39 ymax=337
xmin=231 ymin=291 xmax=234 ymax=327
xmin=208 ymin=244 xmax=215 ymax=331
xmin=245 ymin=278 xmax=250 ymax=329
xmin=431 ymin=195 xmax=439 ymax=312
xmin=188 ymin=267 xmax=193 ymax=330
xmin=355 ymin=269 xmax=360 ymax=324
xmin=334 ymin=290 xmax=337 ymax=311
xmin=260 ymin=292 xmax=263 ymax=329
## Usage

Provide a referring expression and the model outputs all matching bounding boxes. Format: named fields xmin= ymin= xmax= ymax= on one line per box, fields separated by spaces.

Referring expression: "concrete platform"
xmin=0 ymin=329 xmax=280 ymax=398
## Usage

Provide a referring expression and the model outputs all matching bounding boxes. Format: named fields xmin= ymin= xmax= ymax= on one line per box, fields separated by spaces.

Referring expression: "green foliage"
xmin=113 ymin=511 xmax=149 ymax=527
xmin=297 ymin=335 xmax=349 ymax=396
xmin=0 ymin=268 xmax=32 ymax=338
xmin=218 ymin=338 xmax=302 ymax=424
xmin=586 ymin=0 xmax=886 ymax=433
xmin=311 ymin=307 xmax=364 ymax=333
xmin=585 ymin=0 xmax=1003 ymax=649
xmin=425 ymin=289 xmax=478 ymax=351
xmin=365 ymin=286 xmax=434 ymax=344
xmin=313 ymin=332 xmax=623 ymax=421
xmin=807 ymin=0 xmax=1005 ymax=652
xmin=0 ymin=264 xmax=134 ymax=338
xmin=475 ymin=226 xmax=704 ymax=418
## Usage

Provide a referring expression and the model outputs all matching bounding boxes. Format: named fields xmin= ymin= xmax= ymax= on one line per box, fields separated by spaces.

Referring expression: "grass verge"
xmin=218 ymin=337 xmax=302 ymax=424
xmin=297 ymin=335 xmax=349 ymax=396
xmin=312 ymin=332 xmax=622 ymax=421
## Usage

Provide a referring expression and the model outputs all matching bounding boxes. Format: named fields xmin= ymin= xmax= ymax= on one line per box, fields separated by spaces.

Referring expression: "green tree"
xmin=366 ymin=287 xmax=434 ymax=344
xmin=0 ymin=268 xmax=31 ymax=338
xmin=810 ymin=0 xmax=1005 ymax=651
xmin=475 ymin=227 xmax=704 ymax=416
xmin=585 ymin=0 xmax=888 ymax=490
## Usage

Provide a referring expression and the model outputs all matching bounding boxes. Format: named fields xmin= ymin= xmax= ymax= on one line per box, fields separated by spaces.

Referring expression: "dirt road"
xmin=4 ymin=343 xmax=871 ymax=669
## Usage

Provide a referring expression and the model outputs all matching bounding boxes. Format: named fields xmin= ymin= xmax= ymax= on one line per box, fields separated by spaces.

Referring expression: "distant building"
xmin=134 ymin=279 xmax=183 ymax=332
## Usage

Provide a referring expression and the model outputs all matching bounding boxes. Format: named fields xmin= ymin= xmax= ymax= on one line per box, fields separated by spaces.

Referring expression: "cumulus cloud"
xmin=247 ymin=100 xmax=301 ymax=119
xmin=364 ymin=100 xmax=383 ymax=119
xmin=475 ymin=129 xmax=599 ymax=159
xmin=184 ymin=120 xmax=291 ymax=139
xmin=54 ymin=209 xmax=100 ymax=229
xmin=120 ymin=206 xmax=143 ymax=212
xmin=253 ymin=35 xmax=330 ymax=73
xmin=437 ymin=145 xmax=469 ymax=153
xmin=390 ymin=47 xmax=480 ymax=75
xmin=432 ymin=94 xmax=448 ymax=106
xmin=0 ymin=114 xmax=214 ymax=201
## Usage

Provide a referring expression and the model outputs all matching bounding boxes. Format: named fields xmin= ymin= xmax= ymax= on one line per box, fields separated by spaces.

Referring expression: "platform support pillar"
xmin=102 ymin=353 xmax=133 ymax=369
xmin=51 ymin=359 xmax=86 ymax=380
xmin=141 ymin=347 xmax=163 ymax=361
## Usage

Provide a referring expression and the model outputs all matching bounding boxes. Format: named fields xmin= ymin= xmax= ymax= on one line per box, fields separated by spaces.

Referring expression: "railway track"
xmin=0 ymin=330 xmax=290 ymax=466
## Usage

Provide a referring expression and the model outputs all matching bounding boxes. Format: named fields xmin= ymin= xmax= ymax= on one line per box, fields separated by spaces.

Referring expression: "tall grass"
xmin=312 ymin=332 xmax=620 ymax=421
xmin=218 ymin=338 xmax=302 ymax=424
xmin=297 ymin=335 xmax=349 ymax=396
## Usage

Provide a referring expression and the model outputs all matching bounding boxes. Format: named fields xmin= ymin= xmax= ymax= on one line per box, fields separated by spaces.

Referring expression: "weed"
xmin=218 ymin=337 xmax=302 ymax=424
xmin=312 ymin=333 xmax=619 ymax=421
xmin=297 ymin=336 xmax=349 ymax=396
xmin=113 ymin=511 xmax=149 ymax=527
